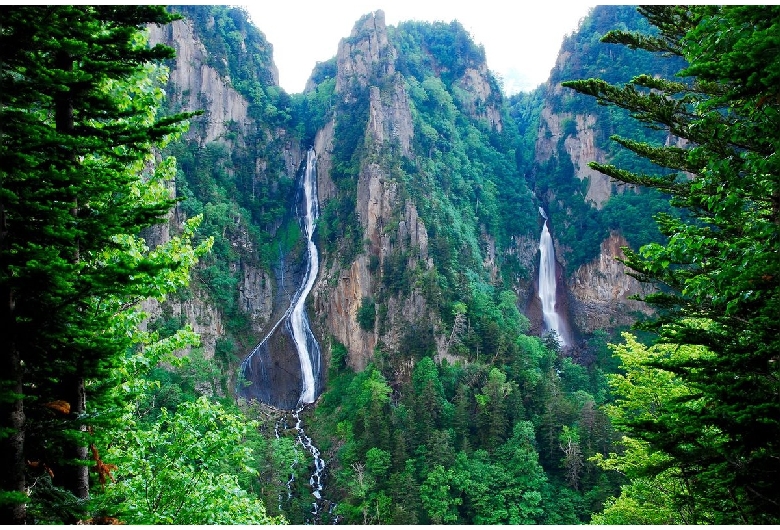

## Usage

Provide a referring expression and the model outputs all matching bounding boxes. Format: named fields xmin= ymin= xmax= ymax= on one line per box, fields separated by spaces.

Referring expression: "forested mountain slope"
xmin=146 ymin=6 xmax=682 ymax=384
xmin=5 ymin=4 xmax=775 ymax=526
xmin=136 ymin=5 xmax=674 ymax=523
xmin=511 ymin=5 xmax=687 ymax=335
xmin=277 ymin=10 xmax=622 ymax=523
xmin=145 ymin=6 xmax=307 ymax=402
xmin=140 ymin=7 xmax=629 ymax=523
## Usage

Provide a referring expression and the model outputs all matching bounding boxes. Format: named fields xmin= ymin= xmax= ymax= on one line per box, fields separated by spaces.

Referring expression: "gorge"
xmin=139 ymin=4 xmax=680 ymax=524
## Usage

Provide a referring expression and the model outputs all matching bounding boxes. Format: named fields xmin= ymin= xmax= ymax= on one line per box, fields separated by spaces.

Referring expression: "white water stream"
xmin=242 ymin=149 xmax=321 ymax=405
xmin=275 ymin=406 xmax=329 ymax=522
xmin=291 ymin=148 xmax=320 ymax=404
xmin=538 ymin=208 xmax=568 ymax=346
xmin=286 ymin=149 xmax=326 ymax=514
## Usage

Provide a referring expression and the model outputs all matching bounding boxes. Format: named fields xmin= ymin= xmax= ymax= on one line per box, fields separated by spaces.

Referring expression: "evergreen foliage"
xmin=564 ymin=5 xmax=780 ymax=524
xmin=309 ymin=330 xmax=620 ymax=524
xmin=0 ymin=6 xmax=210 ymax=522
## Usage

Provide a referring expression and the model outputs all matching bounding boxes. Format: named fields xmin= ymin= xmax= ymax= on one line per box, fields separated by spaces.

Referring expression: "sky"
xmin=242 ymin=1 xmax=595 ymax=95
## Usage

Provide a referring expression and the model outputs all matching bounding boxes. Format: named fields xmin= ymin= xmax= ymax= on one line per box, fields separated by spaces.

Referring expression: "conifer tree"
xmin=564 ymin=5 xmax=780 ymax=523
xmin=0 ymin=6 xmax=200 ymax=522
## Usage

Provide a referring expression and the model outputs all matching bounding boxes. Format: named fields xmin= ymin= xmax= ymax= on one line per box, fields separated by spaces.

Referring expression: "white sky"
xmin=242 ymin=1 xmax=595 ymax=95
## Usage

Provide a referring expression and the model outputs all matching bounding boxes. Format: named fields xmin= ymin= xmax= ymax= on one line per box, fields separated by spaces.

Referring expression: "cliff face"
xmin=570 ymin=232 xmax=653 ymax=333
xmin=535 ymin=102 xmax=611 ymax=209
xmin=148 ymin=20 xmax=249 ymax=145
xmin=307 ymin=9 xmax=537 ymax=376
xmin=149 ymin=5 xmax=667 ymax=384
xmin=455 ymin=63 xmax=504 ymax=132
xmin=518 ymin=5 xmax=687 ymax=338
xmin=532 ymin=80 xmax=642 ymax=334
xmin=312 ymin=11 xmax=432 ymax=372
xmin=146 ymin=12 xmax=301 ymax=361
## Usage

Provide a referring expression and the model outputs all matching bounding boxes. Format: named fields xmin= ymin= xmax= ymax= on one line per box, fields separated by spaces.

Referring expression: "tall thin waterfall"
xmin=290 ymin=148 xmax=320 ymax=405
xmin=241 ymin=149 xmax=328 ymax=520
xmin=538 ymin=208 xmax=567 ymax=346
xmin=240 ymin=148 xmax=322 ymax=406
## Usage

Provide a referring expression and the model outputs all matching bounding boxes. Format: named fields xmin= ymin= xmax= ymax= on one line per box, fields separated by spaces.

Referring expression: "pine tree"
xmin=0 ymin=6 xmax=201 ymax=522
xmin=564 ymin=6 xmax=780 ymax=524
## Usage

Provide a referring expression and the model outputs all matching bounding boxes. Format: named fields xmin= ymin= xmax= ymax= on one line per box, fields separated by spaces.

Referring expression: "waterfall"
xmin=241 ymin=148 xmax=322 ymax=406
xmin=286 ymin=151 xmax=329 ymax=518
xmin=240 ymin=149 xmax=328 ymax=519
xmin=290 ymin=148 xmax=320 ymax=405
xmin=538 ymin=209 xmax=568 ymax=346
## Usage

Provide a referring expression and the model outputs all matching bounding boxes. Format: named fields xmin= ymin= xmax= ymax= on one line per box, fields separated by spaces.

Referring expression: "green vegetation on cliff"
xmin=293 ymin=16 xmax=624 ymax=524
xmin=512 ymin=5 xmax=686 ymax=271
xmin=4 ymin=4 xmax=777 ymax=526
xmin=161 ymin=6 xmax=304 ymax=350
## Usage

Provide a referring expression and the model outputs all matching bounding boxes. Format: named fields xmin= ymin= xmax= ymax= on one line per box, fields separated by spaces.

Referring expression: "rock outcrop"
xmin=335 ymin=11 xmax=395 ymax=93
xmin=312 ymin=10 xmax=437 ymax=371
xmin=454 ymin=64 xmax=504 ymax=132
xmin=148 ymin=20 xmax=249 ymax=145
xmin=141 ymin=294 xmax=225 ymax=359
xmin=535 ymin=91 xmax=611 ymax=209
xmin=570 ymin=232 xmax=653 ymax=332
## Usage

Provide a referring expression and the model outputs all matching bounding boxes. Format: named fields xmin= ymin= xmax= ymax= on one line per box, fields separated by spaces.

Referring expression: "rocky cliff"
xmin=535 ymin=101 xmax=611 ymax=209
xmin=520 ymin=5 xmax=687 ymax=338
xmin=148 ymin=20 xmax=250 ymax=146
xmin=308 ymin=10 xmax=525 ymax=375
xmin=146 ymin=5 xmax=673 ymax=398
xmin=312 ymin=11 xmax=431 ymax=372
xmin=145 ymin=9 xmax=303 ymax=363
xmin=532 ymin=80 xmax=648 ymax=334
xmin=570 ymin=232 xmax=653 ymax=332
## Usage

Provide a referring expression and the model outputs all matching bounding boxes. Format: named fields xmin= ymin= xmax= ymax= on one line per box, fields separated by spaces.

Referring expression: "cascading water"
xmin=240 ymin=148 xmax=328 ymax=519
xmin=290 ymin=148 xmax=320 ymax=405
xmin=241 ymin=149 xmax=321 ymax=406
xmin=538 ymin=207 xmax=568 ymax=347
xmin=274 ymin=408 xmax=331 ymax=522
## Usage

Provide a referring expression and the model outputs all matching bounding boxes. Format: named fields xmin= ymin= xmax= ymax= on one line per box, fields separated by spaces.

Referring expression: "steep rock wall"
xmin=312 ymin=10 xmax=437 ymax=371
xmin=146 ymin=16 xmax=302 ymax=359
xmin=531 ymin=49 xmax=651 ymax=338
xmin=335 ymin=11 xmax=395 ymax=94
xmin=570 ymin=232 xmax=653 ymax=332
xmin=533 ymin=90 xmax=651 ymax=337
xmin=148 ymin=20 xmax=249 ymax=145
xmin=535 ymin=87 xmax=611 ymax=209
xmin=454 ymin=64 xmax=503 ymax=132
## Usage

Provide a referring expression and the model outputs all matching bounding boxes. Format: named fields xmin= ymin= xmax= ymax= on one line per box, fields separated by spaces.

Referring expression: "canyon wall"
xmin=312 ymin=11 xmax=430 ymax=372
xmin=146 ymin=13 xmax=302 ymax=361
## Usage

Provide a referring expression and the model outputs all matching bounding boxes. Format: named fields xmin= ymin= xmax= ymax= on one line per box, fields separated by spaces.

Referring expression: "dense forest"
xmin=1 ymin=5 xmax=778 ymax=525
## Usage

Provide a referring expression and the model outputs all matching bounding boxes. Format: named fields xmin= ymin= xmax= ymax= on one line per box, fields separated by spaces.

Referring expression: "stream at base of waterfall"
xmin=275 ymin=406 xmax=337 ymax=523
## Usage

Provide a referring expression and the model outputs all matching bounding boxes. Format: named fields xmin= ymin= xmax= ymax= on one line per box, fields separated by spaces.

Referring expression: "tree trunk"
xmin=53 ymin=49 xmax=90 ymax=505
xmin=1 ymin=200 xmax=26 ymax=523
xmin=57 ymin=374 xmax=89 ymax=501
xmin=0 ymin=317 xmax=26 ymax=524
